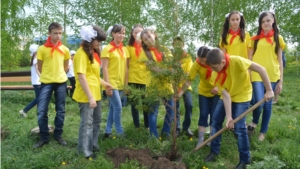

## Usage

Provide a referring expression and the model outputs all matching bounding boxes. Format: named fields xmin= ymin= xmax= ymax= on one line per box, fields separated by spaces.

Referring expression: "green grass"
xmin=1 ymin=66 xmax=300 ymax=169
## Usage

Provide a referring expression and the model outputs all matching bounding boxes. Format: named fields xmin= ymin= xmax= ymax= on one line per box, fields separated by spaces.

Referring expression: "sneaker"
xmin=184 ymin=129 xmax=194 ymax=137
xmin=103 ymin=133 xmax=111 ymax=139
xmin=33 ymin=140 xmax=49 ymax=148
xmin=204 ymin=152 xmax=218 ymax=162
xmin=247 ymin=125 xmax=255 ymax=136
xmin=235 ymin=162 xmax=249 ymax=169
xmin=55 ymin=138 xmax=67 ymax=146
xmin=86 ymin=153 xmax=97 ymax=160
xmin=19 ymin=110 xmax=27 ymax=118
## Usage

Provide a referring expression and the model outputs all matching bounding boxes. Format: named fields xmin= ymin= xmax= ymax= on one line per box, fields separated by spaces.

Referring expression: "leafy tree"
xmin=1 ymin=0 xmax=37 ymax=70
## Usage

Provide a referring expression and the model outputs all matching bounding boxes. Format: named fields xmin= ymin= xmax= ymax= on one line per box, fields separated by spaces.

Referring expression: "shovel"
xmin=192 ymin=99 xmax=265 ymax=152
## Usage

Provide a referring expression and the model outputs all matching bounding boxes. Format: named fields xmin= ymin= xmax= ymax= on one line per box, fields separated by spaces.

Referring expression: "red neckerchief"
xmin=108 ymin=41 xmax=124 ymax=58
xmin=196 ymin=58 xmax=212 ymax=80
xmin=215 ymin=53 xmax=230 ymax=86
xmin=44 ymin=36 xmax=64 ymax=57
xmin=228 ymin=28 xmax=240 ymax=45
xmin=251 ymin=29 xmax=274 ymax=44
xmin=149 ymin=47 xmax=162 ymax=62
xmin=133 ymin=41 xmax=142 ymax=58
xmin=94 ymin=52 xmax=101 ymax=65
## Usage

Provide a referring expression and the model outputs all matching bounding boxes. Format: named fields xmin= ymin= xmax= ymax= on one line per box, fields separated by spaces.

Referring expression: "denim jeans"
xmin=176 ymin=90 xmax=193 ymax=130
xmin=148 ymin=98 xmax=174 ymax=138
xmin=23 ymin=85 xmax=41 ymax=113
xmin=198 ymin=94 xmax=220 ymax=127
xmin=78 ymin=101 xmax=101 ymax=157
xmin=105 ymin=90 xmax=124 ymax=134
xmin=37 ymin=82 xmax=67 ymax=141
xmin=251 ymin=82 xmax=277 ymax=133
xmin=128 ymin=83 xmax=148 ymax=128
xmin=210 ymin=100 xmax=250 ymax=163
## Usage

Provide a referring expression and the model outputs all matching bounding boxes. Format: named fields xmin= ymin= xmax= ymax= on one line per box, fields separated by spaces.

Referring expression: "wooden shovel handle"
xmin=192 ymin=99 xmax=265 ymax=152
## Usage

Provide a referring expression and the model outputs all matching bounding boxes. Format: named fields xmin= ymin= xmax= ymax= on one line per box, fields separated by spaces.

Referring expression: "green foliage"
xmin=247 ymin=156 xmax=286 ymax=169
xmin=1 ymin=66 xmax=300 ymax=168
xmin=1 ymin=0 xmax=299 ymax=70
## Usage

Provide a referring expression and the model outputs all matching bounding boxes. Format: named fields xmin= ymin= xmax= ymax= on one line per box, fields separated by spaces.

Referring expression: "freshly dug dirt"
xmin=106 ymin=147 xmax=186 ymax=169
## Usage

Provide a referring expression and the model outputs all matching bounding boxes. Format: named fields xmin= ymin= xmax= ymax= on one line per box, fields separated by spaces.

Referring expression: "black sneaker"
xmin=247 ymin=125 xmax=255 ymax=131
xmin=184 ymin=129 xmax=194 ymax=137
xmin=86 ymin=154 xmax=97 ymax=160
xmin=204 ymin=152 xmax=218 ymax=162
xmin=33 ymin=140 xmax=49 ymax=148
xmin=103 ymin=133 xmax=111 ymax=139
xmin=55 ymin=138 xmax=67 ymax=146
xmin=235 ymin=162 xmax=249 ymax=169
xmin=247 ymin=125 xmax=255 ymax=137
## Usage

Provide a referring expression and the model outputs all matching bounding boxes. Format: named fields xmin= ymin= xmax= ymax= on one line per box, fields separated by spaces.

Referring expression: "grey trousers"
xmin=78 ymin=101 xmax=101 ymax=157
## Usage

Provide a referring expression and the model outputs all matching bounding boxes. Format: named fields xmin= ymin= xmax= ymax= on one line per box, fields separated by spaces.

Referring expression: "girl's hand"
xmin=105 ymin=83 xmax=113 ymax=91
xmin=211 ymin=86 xmax=219 ymax=95
xmin=275 ymin=81 xmax=282 ymax=95
xmin=226 ymin=117 xmax=234 ymax=129
xmin=105 ymin=89 xmax=113 ymax=97
xmin=264 ymin=90 xmax=274 ymax=102
xmin=89 ymin=97 xmax=97 ymax=108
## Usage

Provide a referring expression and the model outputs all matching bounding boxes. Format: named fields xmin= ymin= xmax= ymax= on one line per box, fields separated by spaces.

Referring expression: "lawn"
xmin=1 ymin=66 xmax=300 ymax=169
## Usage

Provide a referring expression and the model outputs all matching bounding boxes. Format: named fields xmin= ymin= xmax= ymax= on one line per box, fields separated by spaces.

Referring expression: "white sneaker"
xmin=19 ymin=110 xmax=27 ymax=118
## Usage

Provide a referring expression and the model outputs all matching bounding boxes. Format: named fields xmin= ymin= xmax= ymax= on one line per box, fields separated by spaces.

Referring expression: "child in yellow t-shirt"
xmin=34 ymin=22 xmax=70 ymax=149
xmin=219 ymin=11 xmax=250 ymax=59
xmin=203 ymin=48 xmax=273 ymax=169
xmin=73 ymin=25 xmax=112 ymax=160
xmin=178 ymin=46 xmax=220 ymax=148
xmin=126 ymin=24 xmax=148 ymax=129
xmin=172 ymin=37 xmax=194 ymax=137
xmin=139 ymin=28 xmax=174 ymax=138
xmin=248 ymin=11 xmax=286 ymax=141
xmin=101 ymin=24 xmax=129 ymax=138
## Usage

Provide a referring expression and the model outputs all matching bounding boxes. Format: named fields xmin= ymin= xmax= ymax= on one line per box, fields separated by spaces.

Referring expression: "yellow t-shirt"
xmin=219 ymin=31 xmax=250 ymax=59
xmin=37 ymin=45 xmax=70 ymax=83
xmin=220 ymin=56 xmax=252 ymax=102
xmin=101 ymin=43 xmax=129 ymax=90
xmin=126 ymin=45 xmax=147 ymax=84
xmin=139 ymin=48 xmax=174 ymax=95
xmin=72 ymin=47 xmax=101 ymax=102
xmin=189 ymin=61 xmax=218 ymax=97
xmin=249 ymin=35 xmax=286 ymax=82
xmin=179 ymin=54 xmax=193 ymax=91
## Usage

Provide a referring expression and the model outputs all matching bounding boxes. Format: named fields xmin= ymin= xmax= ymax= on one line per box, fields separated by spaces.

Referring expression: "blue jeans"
xmin=176 ymin=90 xmax=193 ymax=130
xmin=210 ymin=100 xmax=250 ymax=163
xmin=23 ymin=85 xmax=41 ymax=113
xmin=78 ymin=101 xmax=101 ymax=157
xmin=105 ymin=90 xmax=124 ymax=134
xmin=251 ymin=82 xmax=277 ymax=133
xmin=148 ymin=98 xmax=174 ymax=138
xmin=37 ymin=83 xmax=67 ymax=141
xmin=128 ymin=83 xmax=148 ymax=128
xmin=198 ymin=94 xmax=220 ymax=127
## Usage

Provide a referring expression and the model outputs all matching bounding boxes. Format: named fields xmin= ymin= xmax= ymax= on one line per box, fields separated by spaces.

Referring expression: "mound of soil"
xmin=106 ymin=147 xmax=186 ymax=169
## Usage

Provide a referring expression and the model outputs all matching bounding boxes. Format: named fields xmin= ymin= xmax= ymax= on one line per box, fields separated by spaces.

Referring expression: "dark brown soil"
xmin=106 ymin=147 xmax=186 ymax=169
